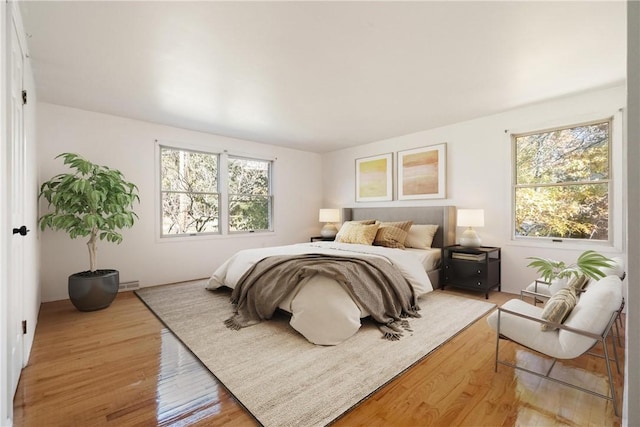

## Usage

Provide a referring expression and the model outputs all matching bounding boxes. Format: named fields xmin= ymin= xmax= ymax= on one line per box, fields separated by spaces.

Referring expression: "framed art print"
xmin=397 ymin=143 xmax=446 ymax=200
xmin=355 ymin=153 xmax=393 ymax=202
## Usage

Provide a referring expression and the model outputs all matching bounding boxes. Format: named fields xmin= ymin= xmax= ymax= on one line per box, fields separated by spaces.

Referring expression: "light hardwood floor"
xmin=14 ymin=287 xmax=623 ymax=426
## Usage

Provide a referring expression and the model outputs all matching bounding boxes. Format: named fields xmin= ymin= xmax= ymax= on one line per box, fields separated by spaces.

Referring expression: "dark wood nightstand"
xmin=310 ymin=236 xmax=335 ymax=242
xmin=441 ymin=245 xmax=501 ymax=299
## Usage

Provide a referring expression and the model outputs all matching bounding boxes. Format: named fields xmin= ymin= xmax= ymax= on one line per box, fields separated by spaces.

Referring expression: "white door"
xmin=8 ymin=15 xmax=26 ymax=396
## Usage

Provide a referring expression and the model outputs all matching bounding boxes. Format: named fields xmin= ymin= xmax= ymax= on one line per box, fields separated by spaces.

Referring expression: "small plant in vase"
xmin=39 ymin=153 xmax=139 ymax=311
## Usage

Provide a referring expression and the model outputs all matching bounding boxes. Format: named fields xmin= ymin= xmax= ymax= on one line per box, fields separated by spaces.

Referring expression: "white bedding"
xmin=207 ymin=242 xmax=435 ymax=345
xmin=405 ymin=247 xmax=441 ymax=271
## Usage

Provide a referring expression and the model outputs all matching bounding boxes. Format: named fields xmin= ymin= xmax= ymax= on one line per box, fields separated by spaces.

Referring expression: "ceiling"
xmin=19 ymin=1 xmax=626 ymax=153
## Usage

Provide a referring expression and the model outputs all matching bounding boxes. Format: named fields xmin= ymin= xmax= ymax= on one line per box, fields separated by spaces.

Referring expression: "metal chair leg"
xmin=614 ymin=312 xmax=623 ymax=347
xmin=614 ymin=299 xmax=626 ymax=347
xmin=494 ymin=311 xmax=500 ymax=372
xmin=609 ymin=328 xmax=621 ymax=375
xmin=602 ymin=336 xmax=619 ymax=417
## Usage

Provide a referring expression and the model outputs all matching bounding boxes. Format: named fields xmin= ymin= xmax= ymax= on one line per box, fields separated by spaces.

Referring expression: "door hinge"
xmin=22 ymin=320 xmax=27 ymax=334
xmin=22 ymin=90 xmax=27 ymax=105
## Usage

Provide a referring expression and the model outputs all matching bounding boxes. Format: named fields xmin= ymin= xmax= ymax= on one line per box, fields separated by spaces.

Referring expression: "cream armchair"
xmin=521 ymin=256 xmax=626 ymax=346
xmin=487 ymin=275 xmax=624 ymax=416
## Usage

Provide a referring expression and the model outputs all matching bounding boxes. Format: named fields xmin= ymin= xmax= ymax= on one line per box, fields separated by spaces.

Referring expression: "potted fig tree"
xmin=39 ymin=153 xmax=139 ymax=311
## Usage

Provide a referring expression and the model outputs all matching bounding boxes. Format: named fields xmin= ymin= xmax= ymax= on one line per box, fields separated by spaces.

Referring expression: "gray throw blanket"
xmin=224 ymin=254 xmax=421 ymax=341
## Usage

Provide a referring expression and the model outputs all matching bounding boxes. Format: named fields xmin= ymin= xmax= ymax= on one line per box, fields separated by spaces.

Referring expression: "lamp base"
xmin=459 ymin=227 xmax=481 ymax=247
xmin=320 ymin=223 xmax=338 ymax=238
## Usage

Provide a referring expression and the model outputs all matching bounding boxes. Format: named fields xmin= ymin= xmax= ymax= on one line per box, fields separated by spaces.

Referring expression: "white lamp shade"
xmin=457 ymin=209 xmax=485 ymax=227
xmin=319 ymin=209 xmax=341 ymax=223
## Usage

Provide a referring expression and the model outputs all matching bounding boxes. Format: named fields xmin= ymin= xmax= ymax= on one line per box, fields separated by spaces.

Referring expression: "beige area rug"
xmin=136 ymin=280 xmax=496 ymax=427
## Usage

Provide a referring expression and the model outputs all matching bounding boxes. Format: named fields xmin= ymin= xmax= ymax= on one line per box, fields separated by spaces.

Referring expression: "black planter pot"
xmin=68 ymin=269 xmax=119 ymax=312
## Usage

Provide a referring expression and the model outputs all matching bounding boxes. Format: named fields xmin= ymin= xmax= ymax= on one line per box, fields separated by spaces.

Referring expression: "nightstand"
xmin=310 ymin=236 xmax=335 ymax=242
xmin=441 ymin=245 xmax=501 ymax=299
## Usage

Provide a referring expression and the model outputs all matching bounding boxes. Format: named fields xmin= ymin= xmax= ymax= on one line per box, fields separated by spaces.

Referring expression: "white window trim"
xmin=507 ymin=109 xmax=624 ymax=252
xmin=154 ymin=140 xmax=276 ymax=243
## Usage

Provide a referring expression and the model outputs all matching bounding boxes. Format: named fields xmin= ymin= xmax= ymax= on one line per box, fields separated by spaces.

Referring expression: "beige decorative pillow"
xmin=354 ymin=219 xmax=376 ymax=225
xmin=540 ymin=287 xmax=577 ymax=331
xmin=374 ymin=221 xmax=413 ymax=249
xmin=405 ymin=224 xmax=439 ymax=249
xmin=568 ymin=274 xmax=588 ymax=291
xmin=335 ymin=220 xmax=376 ymax=241
xmin=335 ymin=222 xmax=380 ymax=245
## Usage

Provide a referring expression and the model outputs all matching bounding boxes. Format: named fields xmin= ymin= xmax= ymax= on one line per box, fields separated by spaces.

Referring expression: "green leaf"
xmin=527 ymin=250 xmax=614 ymax=282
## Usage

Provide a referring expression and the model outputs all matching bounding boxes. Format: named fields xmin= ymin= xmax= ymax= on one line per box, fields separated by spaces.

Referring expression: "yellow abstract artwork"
xmin=356 ymin=153 xmax=392 ymax=201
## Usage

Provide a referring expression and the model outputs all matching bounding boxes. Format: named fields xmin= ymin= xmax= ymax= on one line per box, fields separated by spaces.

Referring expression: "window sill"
xmin=156 ymin=230 xmax=276 ymax=244
xmin=507 ymin=238 xmax=621 ymax=254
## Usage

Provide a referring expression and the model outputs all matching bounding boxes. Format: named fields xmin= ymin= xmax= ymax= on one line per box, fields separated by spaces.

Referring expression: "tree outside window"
xmin=513 ymin=119 xmax=611 ymax=241
xmin=161 ymin=147 xmax=220 ymax=236
xmin=160 ymin=146 xmax=273 ymax=237
xmin=228 ymin=157 xmax=272 ymax=232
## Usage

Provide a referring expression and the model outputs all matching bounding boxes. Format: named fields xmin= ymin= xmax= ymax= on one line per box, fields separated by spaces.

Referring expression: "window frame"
xmin=158 ymin=144 xmax=221 ymax=238
xmin=510 ymin=111 xmax=622 ymax=249
xmin=155 ymin=140 xmax=275 ymax=241
xmin=226 ymin=154 xmax=274 ymax=234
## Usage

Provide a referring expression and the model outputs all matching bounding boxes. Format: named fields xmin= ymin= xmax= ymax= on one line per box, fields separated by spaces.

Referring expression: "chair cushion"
xmin=540 ymin=287 xmax=577 ymax=331
xmin=525 ymin=280 xmax=551 ymax=296
xmin=559 ymin=275 xmax=623 ymax=351
xmin=600 ymin=256 xmax=625 ymax=279
xmin=525 ymin=277 xmax=568 ymax=296
xmin=487 ymin=299 xmax=570 ymax=358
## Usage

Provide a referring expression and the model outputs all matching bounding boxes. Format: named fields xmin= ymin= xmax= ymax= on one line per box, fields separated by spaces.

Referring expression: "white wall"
xmin=624 ymin=1 xmax=639 ymax=423
xmin=322 ymin=85 xmax=626 ymax=295
xmin=37 ymin=103 xmax=323 ymax=302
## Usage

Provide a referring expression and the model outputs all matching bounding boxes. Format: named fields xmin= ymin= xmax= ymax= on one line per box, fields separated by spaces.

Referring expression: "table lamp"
xmin=319 ymin=209 xmax=341 ymax=238
xmin=457 ymin=209 xmax=484 ymax=247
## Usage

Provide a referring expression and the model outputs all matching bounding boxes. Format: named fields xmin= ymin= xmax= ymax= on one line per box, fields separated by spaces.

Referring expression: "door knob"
xmin=12 ymin=226 xmax=29 ymax=236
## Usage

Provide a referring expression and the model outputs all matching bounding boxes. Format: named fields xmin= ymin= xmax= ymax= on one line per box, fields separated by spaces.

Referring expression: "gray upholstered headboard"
xmin=341 ymin=206 xmax=456 ymax=248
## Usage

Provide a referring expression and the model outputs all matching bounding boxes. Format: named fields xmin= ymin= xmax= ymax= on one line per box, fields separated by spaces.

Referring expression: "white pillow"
xmin=405 ymin=224 xmax=439 ymax=249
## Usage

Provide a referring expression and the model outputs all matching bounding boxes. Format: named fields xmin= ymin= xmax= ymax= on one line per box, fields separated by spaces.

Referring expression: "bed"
xmin=207 ymin=206 xmax=456 ymax=345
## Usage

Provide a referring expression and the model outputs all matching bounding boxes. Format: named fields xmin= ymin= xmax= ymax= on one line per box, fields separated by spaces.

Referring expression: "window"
xmin=159 ymin=144 xmax=273 ymax=237
xmin=228 ymin=156 xmax=273 ymax=232
xmin=160 ymin=146 xmax=220 ymax=236
xmin=513 ymin=118 xmax=611 ymax=242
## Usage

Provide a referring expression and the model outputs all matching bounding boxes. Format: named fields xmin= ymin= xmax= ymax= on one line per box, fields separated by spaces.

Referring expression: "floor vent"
xmin=119 ymin=280 xmax=140 ymax=292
